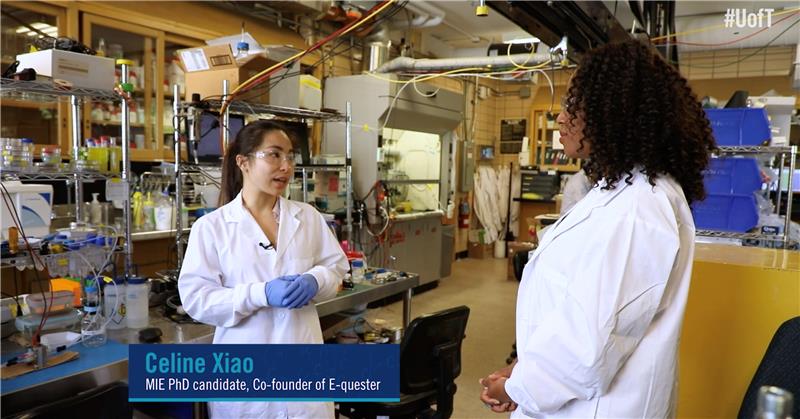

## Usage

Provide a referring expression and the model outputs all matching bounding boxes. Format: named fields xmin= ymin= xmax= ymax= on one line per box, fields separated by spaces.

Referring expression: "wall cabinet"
xmin=530 ymin=107 xmax=581 ymax=172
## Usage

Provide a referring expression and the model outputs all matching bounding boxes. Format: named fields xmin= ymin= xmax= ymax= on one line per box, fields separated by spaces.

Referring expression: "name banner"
xmin=128 ymin=344 xmax=400 ymax=402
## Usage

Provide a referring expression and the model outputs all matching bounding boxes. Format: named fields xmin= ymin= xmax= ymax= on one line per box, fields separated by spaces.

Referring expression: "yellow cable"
xmin=651 ymin=6 xmax=800 ymax=41
xmin=506 ymin=42 xmax=551 ymax=69
xmin=231 ymin=0 xmax=395 ymax=97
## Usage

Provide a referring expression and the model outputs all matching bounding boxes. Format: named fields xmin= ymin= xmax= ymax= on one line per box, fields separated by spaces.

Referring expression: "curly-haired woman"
xmin=480 ymin=39 xmax=716 ymax=418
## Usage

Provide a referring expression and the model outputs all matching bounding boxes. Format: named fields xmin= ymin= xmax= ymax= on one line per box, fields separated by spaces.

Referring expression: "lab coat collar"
xmin=533 ymin=175 xmax=631 ymax=258
xmin=275 ymin=196 xmax=300 ymax=259
xmin=221 ymin=193 xmax=301 ymax=257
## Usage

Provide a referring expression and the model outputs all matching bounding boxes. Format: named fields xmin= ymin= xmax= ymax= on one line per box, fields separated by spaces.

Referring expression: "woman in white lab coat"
xmin=480 ymin=40 xmax=716 ymax=417
xmin=179 ymin=120 xmax=349 ymax=419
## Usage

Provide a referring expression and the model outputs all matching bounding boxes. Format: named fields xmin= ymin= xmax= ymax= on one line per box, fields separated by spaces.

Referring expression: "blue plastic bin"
xmin=691 ymin=194 xmax=759 ymax=233
xmin=704 ymin=108 xmax=771 ymax=146
xmin=704 ymin=157 xmax=763 ymax=194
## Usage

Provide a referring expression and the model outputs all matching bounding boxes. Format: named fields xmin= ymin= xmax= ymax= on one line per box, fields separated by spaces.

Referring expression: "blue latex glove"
xmin=265 ymin=275 xmax=299 ymax=307
xmin=283 ymin=274 xmax=319 ymax=309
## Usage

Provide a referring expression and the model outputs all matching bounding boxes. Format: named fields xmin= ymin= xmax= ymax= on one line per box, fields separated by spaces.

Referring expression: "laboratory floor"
xmin=365 ymin=257 xmax=518 ymax=419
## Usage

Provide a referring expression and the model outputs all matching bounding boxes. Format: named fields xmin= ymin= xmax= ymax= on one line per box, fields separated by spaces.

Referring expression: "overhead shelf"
xmin=0 ymin=78 xmax=122 ymax=102
xmin=1 ymin=170 xmax=119 ymax=182
xmin=183 ymin=99 xmax=345 ymax=122
xmin=715 ymin=146 xmax=797 ymax=154
xmin=696 ymin=230 xmax=795 ymax=244
xmin=296 ymin=164 xmax=347 ymax=172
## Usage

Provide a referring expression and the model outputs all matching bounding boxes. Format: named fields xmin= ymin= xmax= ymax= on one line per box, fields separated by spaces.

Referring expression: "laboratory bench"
xmin=678 ymin=243 xmax=800 ymax=418
xmin=0 ymin=273 xmax=419 ymax=416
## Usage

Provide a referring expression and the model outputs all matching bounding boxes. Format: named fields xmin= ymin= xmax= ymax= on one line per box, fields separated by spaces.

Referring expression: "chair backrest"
xmin=738 ymin=316 xmax=800 ymax=419
xmin=399 ymin=306 xmax=470 ymax=395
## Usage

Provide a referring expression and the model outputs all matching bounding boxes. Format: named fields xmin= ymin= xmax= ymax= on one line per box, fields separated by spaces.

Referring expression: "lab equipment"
xmin=0 ymin=181 xmax=53 ymax=239
xmin=40 ymin=145 xmax=62 ymax=166
xmin=89 ymin=193 xmax=102 ymax=224
xmin=284 ymin=274 xmax=319 ymax=309
xmin=125 ymin=277 xmax=149 ymax=329
xmin=1 ymin=138 xmax=34 ymax=171
xmin=755 ymin=386 xmax=794 ymax=419
xmin=81 ymin=284 xmax=107 ymax=348
xmin=350 ymin=259 xmax=365 ymax=284
xmin=15 ymin=309 xmax=82 ymax=339
xmin=103 ymin=276 xmax=126 ymax=330
xmin=26 ymin=290 xmax=74 ymax=314
xmin=154 ymin=191 xmax=173 ymax=230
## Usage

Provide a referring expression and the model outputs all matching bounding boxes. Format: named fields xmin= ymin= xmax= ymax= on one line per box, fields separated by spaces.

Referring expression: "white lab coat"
xmin=505 ymin=169 xmax=695 ymax=418
xmin=179 ymin=193 xmax=349 ymax=419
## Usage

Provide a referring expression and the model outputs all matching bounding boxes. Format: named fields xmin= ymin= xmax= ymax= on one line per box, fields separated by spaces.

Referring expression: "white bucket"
xmin=494 ymin=240 xmax=506 ymax=258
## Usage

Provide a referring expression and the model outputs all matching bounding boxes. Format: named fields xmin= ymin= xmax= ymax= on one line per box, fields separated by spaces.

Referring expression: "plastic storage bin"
xmin=704 ymin=108 xmax=771 ymax=146
xmin=15 ymin=309 xmax=82 ymax=339
xmin=26 ymin=290 xmax=75 ymax=314
xmin=691 ymin=194 xmax=759 ymax=232
xmin=704 ymin=157 xmax=763 ymax=194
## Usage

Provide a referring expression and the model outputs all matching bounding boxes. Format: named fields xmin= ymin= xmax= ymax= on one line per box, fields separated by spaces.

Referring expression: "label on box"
xmin=56 ymin=57 xmax=90 ymax=77
xmin=180 ymin=49 xmax=210 ymax=72
xmin=106 ymin=178 xmax=129 ymax=201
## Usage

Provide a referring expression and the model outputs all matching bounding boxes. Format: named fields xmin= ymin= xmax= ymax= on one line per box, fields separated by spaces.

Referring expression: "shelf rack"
xmin=0 ymin=71 xmax=134 ymax=276
xmin=171 ymin=85 xmax=353 ymax=267
xmin=697 ymin=144 xmax=797 ymax=248
xmin=0 ymin=78 xmax=122 ymax=102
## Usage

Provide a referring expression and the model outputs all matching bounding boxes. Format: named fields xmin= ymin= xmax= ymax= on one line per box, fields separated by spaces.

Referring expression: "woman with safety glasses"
xmin=179 ymin=120 xmax=349 ymax=418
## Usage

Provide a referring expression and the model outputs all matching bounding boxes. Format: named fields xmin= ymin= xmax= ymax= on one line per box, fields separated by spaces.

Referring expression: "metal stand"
xmin=171 ymin=86 xmax=352 ymax=266
xmin=69 ymin=95 xmax=83 ymax=221
xmin=173 ymin=84 xmax=184 ymax=269
xmin=120 ymin=63 xmax=133 ymax=273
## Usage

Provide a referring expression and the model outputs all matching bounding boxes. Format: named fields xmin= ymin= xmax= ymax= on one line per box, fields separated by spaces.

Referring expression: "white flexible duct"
xmin=496 ymin=164 xmax=520 ymax=237
xmin=473 ymin=165 xmax=503 ymax=243
xmin=375 ymin=53 xmax=551 ymax=73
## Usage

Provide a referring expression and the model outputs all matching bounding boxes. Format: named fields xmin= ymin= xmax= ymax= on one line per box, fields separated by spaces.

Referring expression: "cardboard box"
xmin=16 ymin=49 xmax=115 ymax=90
xmin=270 ymin=63 xmax=322 ymax=111
xmin=178 ymin=45 xmax=277 ymax=104
xmin=467 ymin=241 xmax=493 ymax=259
xmin=507 ymin=241 xmax=536 ymax=281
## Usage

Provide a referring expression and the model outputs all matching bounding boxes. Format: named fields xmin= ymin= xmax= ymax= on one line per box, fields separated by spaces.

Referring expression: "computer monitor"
xmin=193 ymin=111 xmax=245 ymax=163
xmin=193 ymin=112 xmax=310 ymax=164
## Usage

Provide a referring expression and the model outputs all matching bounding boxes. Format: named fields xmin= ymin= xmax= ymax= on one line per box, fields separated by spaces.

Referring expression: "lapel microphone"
xmin=258 ymin=242 xmax=275 ymax=251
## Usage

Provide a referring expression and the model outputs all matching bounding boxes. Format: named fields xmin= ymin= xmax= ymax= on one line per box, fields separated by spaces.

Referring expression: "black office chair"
xmin=738 ymin=316 xmax=800 ymax=419
xmin=338 ymin=306 xmax=470 ymax=419
xmin=7 ymin=381 xmax=131 ymax=419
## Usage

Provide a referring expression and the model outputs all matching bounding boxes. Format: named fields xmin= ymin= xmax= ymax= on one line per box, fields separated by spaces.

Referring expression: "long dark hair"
xmin=219 ymin=120 xmax=290 ymax=205
xmin=565 ymin=40 xmax=716 ymax=204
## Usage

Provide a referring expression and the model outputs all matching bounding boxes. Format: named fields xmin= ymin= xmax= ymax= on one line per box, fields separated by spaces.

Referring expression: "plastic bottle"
xmin=90 ymin=193 xmax=102 ymax=225
xmin=96 ymin=38 xmax=107 ymax=57
xmin=234 ymin=41 xmax=250 ymax=61
xmin=351 ymin=259 xmax=365 ymax=284
xmin=154 ymin=191 xmax=173 ymax=230
xmin=125 ymin=276 xmax=149 ymax=329
xmin=81 ymin=284 xmax=107 ymax=348
xmin=142 ymin=192 xmax=155 ymax=231
xmin=103 ymin=276 xmax=126 ymax=330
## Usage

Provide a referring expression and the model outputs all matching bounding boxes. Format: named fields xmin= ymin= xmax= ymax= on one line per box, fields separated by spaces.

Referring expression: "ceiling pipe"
xmin=374 ymin=52 xmax=551 ymax=73
xmin=404 ymin=1 xmax=484 ymax=43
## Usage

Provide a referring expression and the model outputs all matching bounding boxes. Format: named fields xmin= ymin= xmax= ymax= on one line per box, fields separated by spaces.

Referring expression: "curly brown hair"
xmin=565 ymin=40 xmax=716 ymax=204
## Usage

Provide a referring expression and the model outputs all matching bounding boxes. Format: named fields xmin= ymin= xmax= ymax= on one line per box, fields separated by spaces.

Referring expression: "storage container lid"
xmin=15 ymin=309 xmax=82 ymax=332
xmin=127 ymin=276 xmax=146 ymax=284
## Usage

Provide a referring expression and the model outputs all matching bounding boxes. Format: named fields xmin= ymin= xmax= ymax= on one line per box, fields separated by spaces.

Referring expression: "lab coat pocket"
xmin=525 ymin=262 xmax=571 ymax=326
